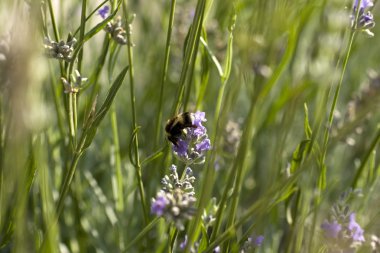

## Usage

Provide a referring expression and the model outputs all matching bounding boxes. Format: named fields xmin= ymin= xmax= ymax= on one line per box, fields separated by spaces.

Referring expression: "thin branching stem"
xmin=123 ymin=1 xmax=149 ymax=224
xmin=154 ymin=0 xmax=177 ymax=148
xmin=46 ymin=0 xmax=59 ymax=42
xmin=78 ymin=0 xmax=87 ymax=72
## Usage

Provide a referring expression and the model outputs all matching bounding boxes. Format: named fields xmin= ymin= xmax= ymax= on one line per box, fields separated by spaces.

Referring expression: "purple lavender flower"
xmin=241 ymin=235 xmax=264 ymax=252
xmin=151 ymin=193 xmax=169 ymax=216
xmin=195 ymin=138 xmax=211 ymax=152
xmin=254 ymin=235 xmax=264 ymax=247
xmin=321 ymin=220 xmax=342 ymax=238
xmin=151 ymin=165 xmax=197 ymax=230
xmin=351 ymin=0 xmax=375 ymax=35
xmin=193 ymin=111 xmax=206 ymax=130
xmin=348 ymin=213 xmax=365 ymax=242
xmin=171 ymin=111 xmax=211 ymax=164
xmin=98 ymin=5 xmax=109 ymax=19
xmin=321 ymin=192 xmax=366 ymax=252
xmin=353 ymin=0 xmax=374 ymax=9
xmin=173 ymin=139 xmax=189 ymax=157
xmin=179 ymin=235 xmax=188 ymax=250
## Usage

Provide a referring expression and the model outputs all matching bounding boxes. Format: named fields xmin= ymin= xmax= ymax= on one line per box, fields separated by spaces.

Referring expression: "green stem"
xmin=154 ymin=0 xmax=177 ymax=148
xmin=125 ymin=217 xmax=160 ymax=250
xmin=168 ymin=225 xmax=178 ymax=253
xmin=46 ymin=0 xmax=60 ymax=41
xmin=172 ymin=0 xmax=206 ymax=115
xmin=320 ymin=31 xmax=356 ymax=185
xmin=73 ymin=93 xmax=78 ymax=144
xmin=56 ymin=151 xmax=82 ymax=218
xmin=77 ymin=0 xmax=87 ymax=72
xmin=48 ymin=64 xmax=65 ymax=138
xmin=183 ymin=18 xmax=204 ymax=112
xmin=123 ymin=2 xmax=149 ymax=224
xmin=110 ymin=105 xmax=125 ymax=211
xmin=68 ymin=93 xmax=76 ymax=150
xmin=352 ymin=127 xmax=380 ymax=188
xmin=88 ymin=35 xmax=110 ymax=107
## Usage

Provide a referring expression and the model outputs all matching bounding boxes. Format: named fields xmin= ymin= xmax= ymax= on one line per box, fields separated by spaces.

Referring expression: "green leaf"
xmin=290 ymin=139 xmax=311 ymax=173
xmin=318 ymin=164 xmax=327 ymax=190
xmin=81 ymin=66 xmax=129 ymax=150
xmin=303 ymin=103 xmax=312 ymax=139
xmin=197 ymin=224 xmax=209 ymax=251
xmin=200 ymin=37 xmax=223 ymax=77
xmin=222 ymin=11 xmax=236 ymax=82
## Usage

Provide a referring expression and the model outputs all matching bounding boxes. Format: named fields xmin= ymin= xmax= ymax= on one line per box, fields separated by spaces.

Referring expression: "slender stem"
xmin=40 ymin=149 xmax=83 ymax=252
xmin=154 ymin=0 xmax=177 ymax=148
xmin=48 ymin=64 xmax=65 ymax=138
xmin=68 ymin=93 xmax=76 ymax=150
xmin=110 ymin=104 xmax=125 ymax=251
xmin=110 ymin=105 xmax=124 ymax=211
xmin=352 ymin=127 xmax=380 ymax=188
xmin=123 ymin=1 xmax=149 ymax=224
xmin=56 ymin=151 xmax=82 ymax=218
xmin=320 ymin=31 xmax=356 ymax=179
xmin=88 ymin=35 xmax=110 ymax=108
xmin=172 ymin=0 xmax=205 ymax=115
xmin=78 ymin=0 xmax=87 ymax=72
xmin=125 ymin=217 xmax=160 ymax=250
xmin=168 ymin=225 xmax=178 ymax=253
xmin=46 ymin=0 xmax=59 ymax=41
xmin=73 ymin=93 xmax=78 ymax=145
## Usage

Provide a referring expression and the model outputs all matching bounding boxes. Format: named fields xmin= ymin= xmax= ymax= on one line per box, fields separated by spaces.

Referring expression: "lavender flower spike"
xmin=351 ymin=0 xmax=375 ymax=36
xmin=171 ymin=111 xmax=211 ymax=164
xmin=151 ymin=165 xmax=197 ymax=230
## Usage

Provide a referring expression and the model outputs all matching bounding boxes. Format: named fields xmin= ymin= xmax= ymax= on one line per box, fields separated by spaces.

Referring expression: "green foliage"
xmin=0 ymin=0 xmax=379 ymax=252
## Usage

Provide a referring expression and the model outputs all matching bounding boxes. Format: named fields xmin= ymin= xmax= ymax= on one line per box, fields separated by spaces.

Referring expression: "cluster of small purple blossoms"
xmin=351 ymin=0 xmax=375 ymax=36
xmin=151 ymin=165 xmax=197 ymax=230
xmin=44 ymin=35 xmax=76 ymax=62
xmin=240 ymin=235 xmax=264 ymax=253
xmin=98 ymin=5 xmax=109 ymax=19
xmin=321 ymin=191 xmax=365 ymax=252
xmin=98 ymin=6 xmax=130 ymax=45
xmin=172 ymin=111 xmax=211 ymax=164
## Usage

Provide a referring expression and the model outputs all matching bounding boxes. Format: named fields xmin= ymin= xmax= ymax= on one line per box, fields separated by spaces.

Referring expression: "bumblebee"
xmin=165 ymin=112 xmax=196 ymax=146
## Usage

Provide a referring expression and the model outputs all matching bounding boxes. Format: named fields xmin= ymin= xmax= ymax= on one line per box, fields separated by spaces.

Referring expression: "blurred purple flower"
xmin=254 ymin=235 xmax=264 ymax=247
xmin=351 ymin=0 xmax=375 ymax=36
xmin=213 ymin=246 xmax=221 ymax=253
xmin=98 ymin=5 xmax=109 ymax=19
xmin=321 ymin=220 xmax=342 ymax=238
xmin=353 ymin=0 xmax=374 ymax=10
xmin=195 ymin=138 xmax=211 ymax=152
xmin=151 ymin=193 xmax=168 ymax=216
xmin=348 ymin=213 xmax=365 ymax=242
xmin=173 ymin=139 xmax=189 ymax=157
xmin=179 ymin=235 xmax=188 ymax=250
xmin=242 ymin=235 xmax=264 ymax=252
